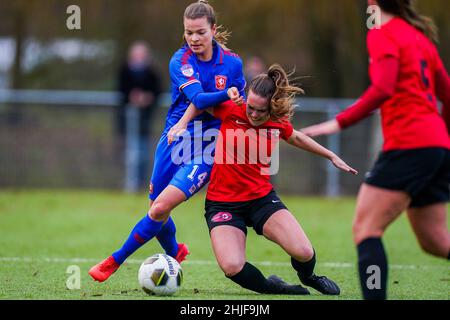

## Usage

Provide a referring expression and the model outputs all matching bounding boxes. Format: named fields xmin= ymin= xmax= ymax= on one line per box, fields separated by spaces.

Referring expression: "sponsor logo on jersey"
xmin=170 ymin=122 xmax=281 ymax=175
xmin=211 ymin=211 xmax=233 ymax=223
xmin=270 ymin=129 xmax=281 ymax=138
xmin=181 ymin=64 xmax=194 ymax=77
xmin=215 ymin=75 xmax=227 ymax=90
xmin=235 ymin=119 xmax=247 ymax=125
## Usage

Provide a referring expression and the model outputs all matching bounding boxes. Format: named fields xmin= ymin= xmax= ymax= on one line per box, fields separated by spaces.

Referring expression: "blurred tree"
xmin=0 ymin=0 xmax=448 ymax=96
xmin=10 ymin=0 xmax=29 ymax=90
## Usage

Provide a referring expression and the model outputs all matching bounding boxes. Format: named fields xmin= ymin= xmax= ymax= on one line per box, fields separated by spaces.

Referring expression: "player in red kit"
xmin=169 ymin=64 xmax=358 ymax=295
xmin=302 ymin=0 xmax=450 ymax=300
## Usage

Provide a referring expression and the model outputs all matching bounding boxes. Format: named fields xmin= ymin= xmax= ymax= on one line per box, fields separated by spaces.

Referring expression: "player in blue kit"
xmin=89 ymin=0 xmax=245 ymax=282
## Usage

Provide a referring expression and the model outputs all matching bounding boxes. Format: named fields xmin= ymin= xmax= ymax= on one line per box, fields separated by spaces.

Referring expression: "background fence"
xmin=0 ymin=89 xmax=380 ymax=196
xmin=1 ymin=1 xmax=447 ymax=197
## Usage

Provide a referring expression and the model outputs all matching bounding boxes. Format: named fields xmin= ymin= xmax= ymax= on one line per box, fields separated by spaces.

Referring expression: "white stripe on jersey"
xmin=179 ymin=79 xmax=201 ymax=91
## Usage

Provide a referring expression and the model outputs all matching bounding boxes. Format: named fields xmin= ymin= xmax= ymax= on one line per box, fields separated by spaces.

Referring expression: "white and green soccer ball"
xmin=138 ymin=254 xmax=183 ymax=296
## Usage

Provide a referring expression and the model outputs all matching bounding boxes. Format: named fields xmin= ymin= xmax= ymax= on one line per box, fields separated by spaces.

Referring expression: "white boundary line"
xmin=0 ymin=256 xmax=448 ymax=270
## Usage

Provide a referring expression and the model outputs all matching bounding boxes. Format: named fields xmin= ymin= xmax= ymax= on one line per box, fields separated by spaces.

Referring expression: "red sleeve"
xmin=336 ymin=57 xmax=399 ymax=129
xmin=435 ymin=58 xmax=450 ymax=133
xmin=213 ymin=100 xmax=235 ymax=121
xmin=280 ymin=121 xmax=294 ymax=141
xmin=367 ymin=29 xmax=400 ymax=62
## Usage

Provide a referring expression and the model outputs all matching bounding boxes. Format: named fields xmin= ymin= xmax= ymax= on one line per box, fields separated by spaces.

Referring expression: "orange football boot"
xmin=174 ymin=243 xmax=190 ymax=263
xmin=88 ymin=256 xmax=120 ymax=282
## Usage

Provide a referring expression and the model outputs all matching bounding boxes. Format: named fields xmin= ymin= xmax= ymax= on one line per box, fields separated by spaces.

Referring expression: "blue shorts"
xmin=149 ymin=132 xmax=213 ymax=201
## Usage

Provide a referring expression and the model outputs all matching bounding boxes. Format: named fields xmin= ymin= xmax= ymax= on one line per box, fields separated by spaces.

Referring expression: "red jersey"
xmin=337 ymin=17 xmax=450 ymax=151
xmin=206 ymin=101 xmax=294 ymax=202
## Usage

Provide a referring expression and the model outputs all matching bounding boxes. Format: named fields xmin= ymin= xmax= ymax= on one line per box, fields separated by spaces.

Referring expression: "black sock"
xmin=447 ymin=250 xmax=450 ymax=260
xmin=291 ymin=251 xmax=316 ymax=281
xmin=227 ymin=262 xmax=273 ymax=294
xmin=357 ymin=237 xmax=388 ymax=300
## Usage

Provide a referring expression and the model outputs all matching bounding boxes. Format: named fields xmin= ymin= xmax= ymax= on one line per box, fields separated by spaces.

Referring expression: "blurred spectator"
xmin=117 ymin=41 xmax=162 ymax=189
xmin=244 ymin=55 xmax=266 ymax=84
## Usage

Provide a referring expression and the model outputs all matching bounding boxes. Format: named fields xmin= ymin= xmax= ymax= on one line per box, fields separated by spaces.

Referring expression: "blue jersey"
xmin=149 ymin=42 xmax=245 ymax=201
xmin=166 ymin=41 xmax=246 ymax=133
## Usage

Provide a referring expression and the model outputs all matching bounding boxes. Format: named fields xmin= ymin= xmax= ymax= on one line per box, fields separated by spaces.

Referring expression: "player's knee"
xmin=418 ymin=241 xmax=437 ymax=256
xmin=417 ymin=237 xmax=447 ymax=258
xmin=220 ymin=260 xmax=245 ymax=277
xmin=352 ymin=217 xmax=364 ymax=243
xmin=352 ymin=218 xmax=383 ymax=245
xmin=292 ymin=244 xmax=314 ymax=262
xmin=148 ymin=202 xmax=171 ymax=221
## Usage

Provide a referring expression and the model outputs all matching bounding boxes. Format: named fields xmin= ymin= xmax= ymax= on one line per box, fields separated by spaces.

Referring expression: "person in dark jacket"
xmin=117 ymin=41 xmax=162 ymax=188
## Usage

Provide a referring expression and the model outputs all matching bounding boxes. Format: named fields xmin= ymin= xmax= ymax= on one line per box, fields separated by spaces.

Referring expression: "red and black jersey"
xmin=206 ymin=101 xmax=294 ymax=202
xmin=337 ymin=17 xmax=450 ymax=151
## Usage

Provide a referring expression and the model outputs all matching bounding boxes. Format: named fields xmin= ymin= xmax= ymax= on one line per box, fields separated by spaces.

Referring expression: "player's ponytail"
xmin=184 ymin=0 xmax=231 ymax=50
xmin=377 ymin=0 xmax=439 ymax=43
xmin=250 ymin=64 xmax=304 ymax=122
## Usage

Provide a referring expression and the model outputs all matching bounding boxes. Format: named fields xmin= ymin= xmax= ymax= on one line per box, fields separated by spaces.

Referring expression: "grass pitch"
xmin=0 ymin=190 xmax=448 ymax=300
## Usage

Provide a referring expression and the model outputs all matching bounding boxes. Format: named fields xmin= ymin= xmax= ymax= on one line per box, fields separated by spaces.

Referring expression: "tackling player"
xmin=169 ymin=64 xmax=358 ymax=295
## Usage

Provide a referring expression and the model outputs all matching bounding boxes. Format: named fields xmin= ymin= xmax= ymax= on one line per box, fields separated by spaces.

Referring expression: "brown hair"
xmin=249 ymin=64 xmax=304 ymax=122
xmin=183 ymin=0 xmax=231 ymax=49
xmin=377 ymin=0 xmax=438 ymax=43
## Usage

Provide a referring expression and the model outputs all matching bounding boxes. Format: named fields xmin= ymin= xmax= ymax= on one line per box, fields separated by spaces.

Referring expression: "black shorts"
xmin=365 ymin=148 xmax=450 ymax=208
xmin=204 ymin=190 xmax=288 ymax=235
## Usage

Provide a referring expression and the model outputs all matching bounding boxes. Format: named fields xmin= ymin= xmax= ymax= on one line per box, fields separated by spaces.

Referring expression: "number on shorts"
xmin=197 ymin=172 xmax=208 ymax=188
xmin=187 ymin=165 xmax=199 ymax=181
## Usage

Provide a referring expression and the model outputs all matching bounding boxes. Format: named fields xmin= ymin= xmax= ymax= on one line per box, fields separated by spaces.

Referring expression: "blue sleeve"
xmin=182 ymin=86 xmax=229 ymax=110
xmin=169 ymin=55 xmax=201 ymax=92
xmin=186 ymin=57 xmax=246 ymax=109
xmin=170 ymin=55 xmax=230 ymax=110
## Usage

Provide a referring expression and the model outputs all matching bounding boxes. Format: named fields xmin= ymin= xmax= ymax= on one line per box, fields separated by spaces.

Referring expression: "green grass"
xmin=0 ymin=190 xmax=448 ymax=300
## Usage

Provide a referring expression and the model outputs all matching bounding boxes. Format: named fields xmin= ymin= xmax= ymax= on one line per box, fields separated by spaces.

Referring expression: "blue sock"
xmin=112 ymin=215 xmax=164 ymax=265
xmin=156 ymin=217 xmax=179 ymax=257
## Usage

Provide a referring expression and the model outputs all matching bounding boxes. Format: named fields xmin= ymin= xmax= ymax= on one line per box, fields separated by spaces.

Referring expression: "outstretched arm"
xmin=287 ymin=129 xmax=358 ymax=175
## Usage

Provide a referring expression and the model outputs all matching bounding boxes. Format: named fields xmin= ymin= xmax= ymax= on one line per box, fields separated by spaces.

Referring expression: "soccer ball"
xmin=138 ymin=254 xmax=183 ymax=296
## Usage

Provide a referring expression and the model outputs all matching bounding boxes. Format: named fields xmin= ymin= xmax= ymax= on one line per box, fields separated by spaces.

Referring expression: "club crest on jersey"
xmin=215 ymin=75 xmax=227 ymax=90
xmin=211 ymin=212 xmax=233 ymax=223
xmin=181 ymin=64 xmax=194 ymax=77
